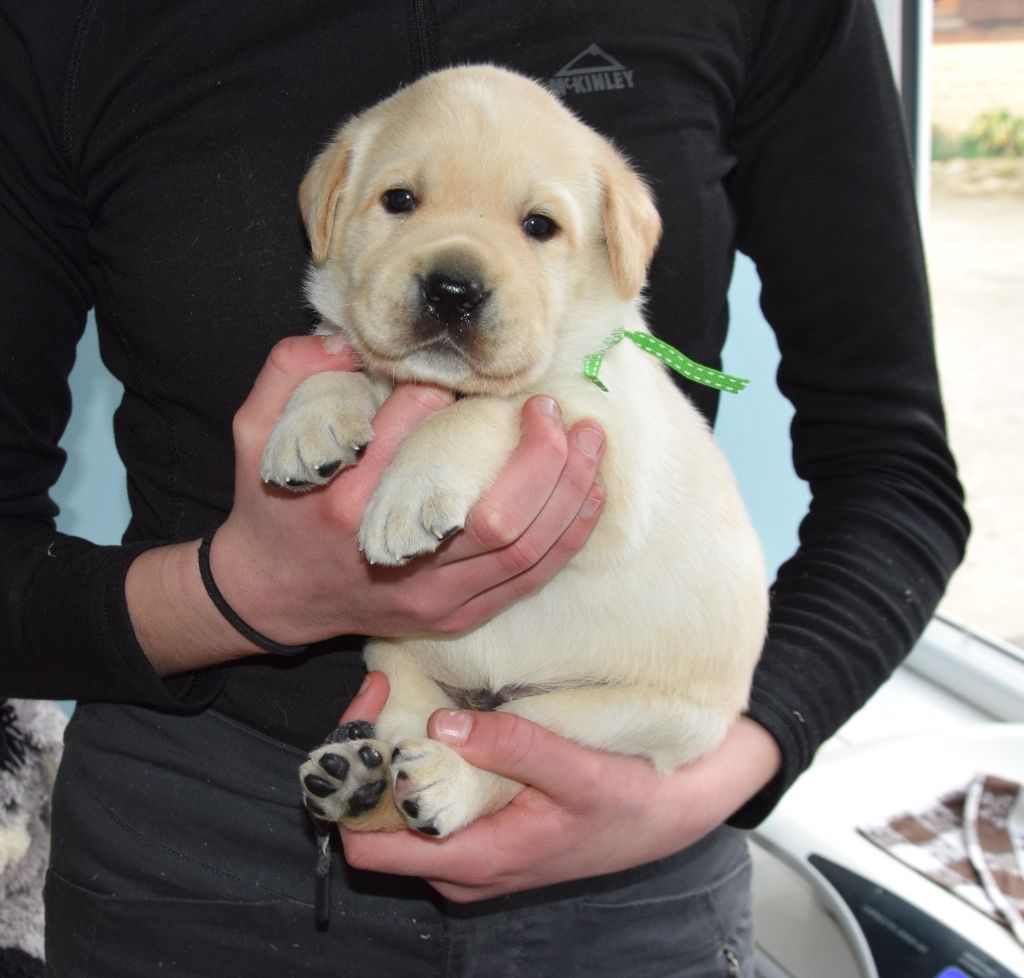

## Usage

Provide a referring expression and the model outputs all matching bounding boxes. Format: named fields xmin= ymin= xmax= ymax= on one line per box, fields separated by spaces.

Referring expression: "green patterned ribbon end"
xmin=583 ymin=328 xmax=749 ymax=395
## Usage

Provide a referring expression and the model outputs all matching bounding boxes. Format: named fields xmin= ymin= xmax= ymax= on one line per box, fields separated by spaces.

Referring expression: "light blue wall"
xmin=717 ymin=255 xmax=810 ymax=576
xmin=52 ymin=254 xmax=808 ymax=574
xmin=53 ymin=311 xmax=131 ymax=546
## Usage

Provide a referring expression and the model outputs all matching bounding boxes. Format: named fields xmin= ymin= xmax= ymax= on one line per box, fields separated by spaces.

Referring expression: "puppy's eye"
xmin=381 ymin=188 xmax=417 ymax=214
xmin=522 ymin=213 xmax=558 ymax=241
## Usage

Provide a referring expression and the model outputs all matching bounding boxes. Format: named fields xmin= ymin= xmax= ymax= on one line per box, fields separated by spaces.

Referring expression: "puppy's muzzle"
xmin=420 ymin=271 xmax=488 ymax=338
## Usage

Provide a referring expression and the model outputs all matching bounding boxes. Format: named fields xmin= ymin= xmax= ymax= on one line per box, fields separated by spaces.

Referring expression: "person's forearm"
xmin=695 ymin=715 xmax=782 ymax=825
xmin=125 ymin=539 xmax=266 ymax=676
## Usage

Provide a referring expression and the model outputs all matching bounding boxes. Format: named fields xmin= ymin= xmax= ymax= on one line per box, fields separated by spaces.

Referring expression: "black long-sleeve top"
xmin=0 ymin=0 xmax=968 ymax=826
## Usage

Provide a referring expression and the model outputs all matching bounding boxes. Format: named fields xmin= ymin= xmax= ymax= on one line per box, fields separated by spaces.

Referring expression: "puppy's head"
xmin=301 ymin=65 xmax=661 ymax=395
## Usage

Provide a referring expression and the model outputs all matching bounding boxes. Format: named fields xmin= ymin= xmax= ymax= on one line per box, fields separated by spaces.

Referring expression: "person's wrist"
xmin=198 ymin=531 xmax=309 ymax=656
xmin=203 ymin=519 xmax=311 ymax=648
xmin=126 ymin=540 xmax=264 ymax=675
xmin=654 ymin=715 xmax=783 ymax=847
xmin=699 ymin=716 xmax=782 ymax=821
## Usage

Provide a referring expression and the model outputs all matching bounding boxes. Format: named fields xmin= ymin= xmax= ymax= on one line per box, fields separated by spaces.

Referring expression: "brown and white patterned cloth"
xmin=859 ymin=774 xmax=1024 ymax=947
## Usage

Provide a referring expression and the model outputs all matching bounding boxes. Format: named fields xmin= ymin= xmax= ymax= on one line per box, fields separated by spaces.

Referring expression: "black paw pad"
xmin=284 ymin=478 xmax=313 ymax=490
xmin=318 ymin=753 xmax=349 ymax=780
xmin=315 ymin=460 xmax=342 ymax=479
xmin=347 ymin=779 xmax=387 ymax=816
xmin=304 ymin=773 xmax=338 ymax=798
xmin=417 ymin=825 xmax=440 ymax=837
xmin=304 ymin=797 xmax=328 ymax=818
xmin=402 ymin=799 xmax=419 ymax=818
xmin=358 ymin=745 xmax=383 ymax=769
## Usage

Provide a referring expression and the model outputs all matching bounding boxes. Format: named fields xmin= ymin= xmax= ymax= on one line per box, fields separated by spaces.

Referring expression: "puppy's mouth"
xmin=346 ymin=268 xmax=542 ymax=394
xmin=359 ymin=335 xmax=536 ymax=395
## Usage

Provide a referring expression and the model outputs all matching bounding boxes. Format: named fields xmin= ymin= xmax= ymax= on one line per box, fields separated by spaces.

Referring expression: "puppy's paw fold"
xmin=260 ymin=372 xmax=380 ymax=490
xmin=358 ymin=467 xmax=474 ymax=565
xmin=389 ymin=738 xmax=481 ymax=837
xmin=261 ymin=421 xmax=373 ymax=491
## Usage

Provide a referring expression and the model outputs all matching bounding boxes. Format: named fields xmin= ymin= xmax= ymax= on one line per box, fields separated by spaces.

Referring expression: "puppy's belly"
xmin=374 ymin=541 xmax=761 ymax=716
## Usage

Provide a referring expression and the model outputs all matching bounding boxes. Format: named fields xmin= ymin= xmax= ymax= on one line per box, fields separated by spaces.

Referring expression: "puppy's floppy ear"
xmin=298 ymin=128 xmax=354 ymax=266
xmin=599 ymin=145 xmax=662 ymax=300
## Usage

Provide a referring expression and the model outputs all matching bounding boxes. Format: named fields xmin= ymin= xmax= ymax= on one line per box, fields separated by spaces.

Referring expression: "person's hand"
xmin=127 ymin=334 xmax=605 ymax=673
xmin=210 ymin=334 xmax=606 ymax=646
xmin=337 ymin=672 xmax=782 ymax=903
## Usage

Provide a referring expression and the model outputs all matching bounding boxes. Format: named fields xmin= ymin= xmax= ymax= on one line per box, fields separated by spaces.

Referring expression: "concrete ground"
xmin=926 ymin=31 xmax=1023 ymax=649
xmin=926 ymin=181 xmax=1024 ymax=648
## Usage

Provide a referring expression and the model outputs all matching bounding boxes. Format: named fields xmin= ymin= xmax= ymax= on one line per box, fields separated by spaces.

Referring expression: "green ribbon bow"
xmin=583 ymin=328 xmax=749 ymax=395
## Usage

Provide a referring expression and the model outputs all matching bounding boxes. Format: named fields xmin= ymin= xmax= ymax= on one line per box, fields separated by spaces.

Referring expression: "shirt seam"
xmin=60 ymin=0 xmax=100 ymax=171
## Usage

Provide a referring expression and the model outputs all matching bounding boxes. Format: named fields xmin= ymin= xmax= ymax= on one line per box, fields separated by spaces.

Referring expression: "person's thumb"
xmin=233 ymin=334 xmax=359 ymax=454
xmin=339 ymin=671 xmax=390 ymax=724
xmin=428 ymin=708 xmax=594 ymax=797
xmin=333 ymin=382 xmax=455 ymax=511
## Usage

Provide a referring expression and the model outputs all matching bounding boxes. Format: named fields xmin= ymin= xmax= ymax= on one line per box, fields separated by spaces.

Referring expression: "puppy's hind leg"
xmin=299 ymin=721 xmax=407 ymax=832
xmin=366 ymin=641 xmax=523 ymax=838
xmin=299 ymin=640 xmax=447 ymax=834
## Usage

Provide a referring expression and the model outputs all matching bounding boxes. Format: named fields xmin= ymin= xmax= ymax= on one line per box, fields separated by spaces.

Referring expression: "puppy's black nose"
xmin=423 ymin=273 xmax=486 ymax=325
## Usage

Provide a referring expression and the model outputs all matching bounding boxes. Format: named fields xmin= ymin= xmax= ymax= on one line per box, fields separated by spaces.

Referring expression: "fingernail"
xmin=410 ymin=385 xmax=454 ymax=410
xmin=357 ymin=674 xmax=372 ymax=696
xmin=434 ymin=710 xmax=472 ymax=745
xmin=537 ymin=396 xmax=561 ymax=419
xmin=322 ymin=331 xmax=349 ymax=354
xmin=575 ymin=427 xmax=604 ymax=458
xmin=578 ymin=489 xmax=604 ymax=519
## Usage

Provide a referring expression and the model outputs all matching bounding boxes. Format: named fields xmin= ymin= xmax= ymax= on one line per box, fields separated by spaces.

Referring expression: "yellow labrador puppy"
xmin=265 ymin=66 xmax=767 ymax=839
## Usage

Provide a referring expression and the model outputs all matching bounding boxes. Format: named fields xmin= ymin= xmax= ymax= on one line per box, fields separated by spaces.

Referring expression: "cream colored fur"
xmin=277 ymin=66 xmax=768 ymax=837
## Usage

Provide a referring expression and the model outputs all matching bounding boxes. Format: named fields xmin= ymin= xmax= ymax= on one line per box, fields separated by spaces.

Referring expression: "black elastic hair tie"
xmin=197 ymin=532 xmax=308 ymax=657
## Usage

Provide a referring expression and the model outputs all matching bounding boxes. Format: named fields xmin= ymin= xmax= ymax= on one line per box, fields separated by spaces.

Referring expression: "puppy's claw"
xmin=315 ymin=460 xmax=342 ymax=480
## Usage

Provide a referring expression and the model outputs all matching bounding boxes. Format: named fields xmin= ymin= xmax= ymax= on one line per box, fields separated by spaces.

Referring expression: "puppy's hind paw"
xmin=299 ymin=722 xmax=403 ymax=831
xmin=389 ymin=738 xmax=508 ymax=837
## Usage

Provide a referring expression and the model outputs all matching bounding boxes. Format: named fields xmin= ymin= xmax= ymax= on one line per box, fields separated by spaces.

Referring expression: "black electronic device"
xmin=810 ymin=854 xmax=1022 ymax=978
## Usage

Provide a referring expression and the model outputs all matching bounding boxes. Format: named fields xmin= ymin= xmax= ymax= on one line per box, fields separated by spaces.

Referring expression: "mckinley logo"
xmin=548 ymin=45 xmax=635 ymax=96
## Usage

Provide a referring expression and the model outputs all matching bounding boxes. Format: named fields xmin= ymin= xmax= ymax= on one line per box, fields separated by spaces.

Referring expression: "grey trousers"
xmin=45 ymin=703 xmax=753 ymax=978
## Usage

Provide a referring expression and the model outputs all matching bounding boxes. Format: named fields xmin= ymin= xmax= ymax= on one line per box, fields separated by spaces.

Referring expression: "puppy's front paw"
xmin=389 ymin=738 xmax=495 ymax=837
xmin=260 ymin=372 xmax=378 ymax=490
xmin=358 ymin=464 xmax=477 ymax=565
xmin=299 ymin=721 xmax=395 ymax=828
